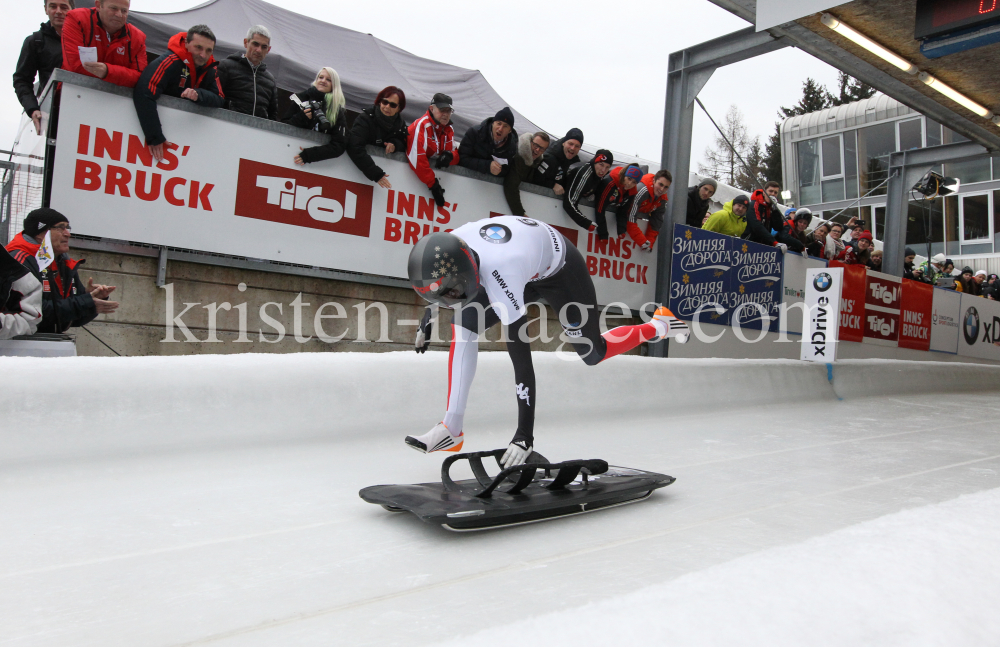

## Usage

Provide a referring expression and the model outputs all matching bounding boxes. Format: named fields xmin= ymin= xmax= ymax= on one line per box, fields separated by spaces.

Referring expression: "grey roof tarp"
xmin=75 ymin=0 xmax=543 ymax=137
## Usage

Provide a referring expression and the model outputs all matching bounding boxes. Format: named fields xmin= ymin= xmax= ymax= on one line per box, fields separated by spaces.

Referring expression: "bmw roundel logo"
xmin=480 ymin=224 xmax=512 ymax=244
xmin=813 ymin=272 xmax=833 ymax=292
xmin=963 ymin=306 xmax=980 ymax=345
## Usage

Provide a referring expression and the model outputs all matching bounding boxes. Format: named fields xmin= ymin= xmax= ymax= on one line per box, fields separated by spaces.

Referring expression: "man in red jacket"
xmin=133 ymin=26 xmax=224 ymax=162
xmin=620 ymin=170 xmax=671 ymax=252
xmin=61 ymin=0 xmax=146 ymax=88
xmin=407 ymin=92 xmax=460 ymax=208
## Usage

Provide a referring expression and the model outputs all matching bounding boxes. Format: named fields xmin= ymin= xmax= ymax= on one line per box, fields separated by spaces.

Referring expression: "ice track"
xmin=2 ymin=353 xmax=1000 ymax=646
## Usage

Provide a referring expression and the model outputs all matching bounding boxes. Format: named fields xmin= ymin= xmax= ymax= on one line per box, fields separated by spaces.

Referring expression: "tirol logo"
xmin=964 ymin=306 xmax=980 ymax=345
xmin=813 ymin=273 xmax=833 ymax=292
xmin=480 ymin=224 xmax=511 ymax=244
xmin=234 ymin=159 xmax=372 ymax=237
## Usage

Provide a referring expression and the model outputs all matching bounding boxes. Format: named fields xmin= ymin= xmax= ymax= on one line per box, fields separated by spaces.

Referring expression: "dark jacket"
xmin=531 ymin=136 xmax=580 ymax=189
xmin=216 ymin=53 xmax=278 ymax=119
xmin=777 ymin=217 xmax=807 ymax=252
xmin=1 ymin=246 xmax=43 ymax=339
xmin=6 ymin=233 xmax=97 ymax=334
xmin=133 ymin=32 xmax=224 ymax=146
xmin=13 ymin=21 xmax=62 ymax=115
xmin=457 ymin=118 xmax=517 ymax=177
xmin=281 ymin=86 xmax=348 ymax=163
xmin=503 ymin=133 xmax=545 ymax=217
xmin=744 ymin=189 xmax=778 ymax=246
xmin=686 ymin=186 xmax=712 ymax=228
xmin=347 ymin=105 xmax=407 ymax=182
xmin=560 ymin=161 xmax=605 ymax=236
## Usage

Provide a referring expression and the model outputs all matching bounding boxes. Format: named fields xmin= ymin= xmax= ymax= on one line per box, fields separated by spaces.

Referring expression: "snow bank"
xmin=435 ymin=486 xmax=1000 ymax=647
xmin=2 ymin=353 xmax=998 ymax=464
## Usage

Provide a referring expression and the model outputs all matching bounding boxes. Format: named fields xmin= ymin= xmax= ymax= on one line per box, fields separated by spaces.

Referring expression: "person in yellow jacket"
xmin=702 ymin=195 xmax=749 ymax=238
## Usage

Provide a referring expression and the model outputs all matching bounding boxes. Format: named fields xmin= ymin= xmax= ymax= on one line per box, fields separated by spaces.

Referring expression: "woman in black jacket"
xmin=347 ymin=86 xmax=408 ymax=189
xmin=283 ymin=67 xmax=349 ymax=165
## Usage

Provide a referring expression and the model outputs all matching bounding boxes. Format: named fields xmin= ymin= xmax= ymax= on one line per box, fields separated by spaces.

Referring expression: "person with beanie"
xmin=703 ymin=195 xmax=750 ymax=238
xmin=458 ymin=106 xmax=518 ymax=177
xmin=686 ymin=178 xmax=717 ymax=228
xmin=777 ymin=207 xmax=812 ymax=253
xmin=346 ymin=86 xmax=408 ymax=188
xmin=406 ymin=92 xmax=460 ymax=208
xmin=918 ymin=253 xmax=947 ymax=284
xmin=954 ymin=266 xmax=981 ymax=295
xmin=531 ymin=128 xmax=583 ymax=194
xmin=560 ymin=150 xmax=614 ymax=238
xmin=844 ymin=229 xmax=873 ymax=266
xmin=903 ymin=247 xmax=917 ymax=280
xmin=594 ymin=163 xmax=643 ymax=239
xmin=503 ymin=131 xmax=551 ymax=216
xmin=5 ymin=208 xmax=119 ymax=334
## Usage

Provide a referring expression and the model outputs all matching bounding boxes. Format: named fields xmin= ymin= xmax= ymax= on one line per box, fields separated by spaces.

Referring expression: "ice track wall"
xmin=3 ymin=354 xmax=1000 ymax=464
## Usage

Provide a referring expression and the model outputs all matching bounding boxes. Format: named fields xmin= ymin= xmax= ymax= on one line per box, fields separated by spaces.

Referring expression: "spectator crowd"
xmin=6 ymin=0 xmax=995 ymax=340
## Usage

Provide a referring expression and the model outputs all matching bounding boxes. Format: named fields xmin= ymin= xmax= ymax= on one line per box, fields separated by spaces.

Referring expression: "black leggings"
xmin=455 ymin=242 xmax=606 ymax=444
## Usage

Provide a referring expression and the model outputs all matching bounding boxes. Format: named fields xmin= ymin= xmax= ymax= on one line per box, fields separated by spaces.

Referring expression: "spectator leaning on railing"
xmin=703 ymin=195 xmax=749 ymax=238
xmin=594 ymin=164 xmax=641 ymax=239
xmin=134 ymin=26 xmax=224 ymax=163
xmin=5 ymin=208 xmax=119 ymax=334
xmin=503 ymin=131 xmax=551 ymax=217
xmin=61 ymin=0 xmax=146 ymax=88
xmin=869 ymin=249 xmax=883 ymax=272
xmin=532 ymin=128 xmax=583 ymax=195
xmin=805 ymin=222 xmax=830 ymax=258
xmin=559 ymin=150 xmax=613 ymax=238
xmin=919 ymin=253 xmax=947 ymax=283
xmin=458 ymin=107 xmax=517 ymax=178
xmin=14 ymin=0 xmax=74 ymax=136
xmin=619 ymin=170 xmax=672 ymax=253
xmin=217 ymin=25 xmax=278 ymax=119
xmin=983 ymin=274 xmax=999 ymax=300
xmin=844 ymin=230 xmax=873 ymax=266
xmin=686 ymin=178 xmax=717 ymax=228
xmin=407 ymin=93 xmax=460 ymax=208
xmin=954 ymin=267 xmax=981 ymax=295
xmin=285 ymin=68 xmax=348 ymax=165
xmin=347 ymin=86 xmax=408 ymax=189
xmin=903 ymin=247 xmax=917 ymax=279
xmin=745 ymin=182 xmax=783 ymax=249
xmin=0 ymin=247 xmax=43 ymax=340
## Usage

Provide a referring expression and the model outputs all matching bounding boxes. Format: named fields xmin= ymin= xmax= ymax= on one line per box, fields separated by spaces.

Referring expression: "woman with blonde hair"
xmin=282 ymin=67 xmax=348 ymax=164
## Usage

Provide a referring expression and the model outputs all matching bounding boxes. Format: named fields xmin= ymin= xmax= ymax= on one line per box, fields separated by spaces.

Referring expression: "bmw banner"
xmin=800 ymin=267 xmax=844 ymax=363
xmin=669 ymin=225 xmax=783 ymax=332
xmin=956 ymin=293 xmax=1000 ymax=361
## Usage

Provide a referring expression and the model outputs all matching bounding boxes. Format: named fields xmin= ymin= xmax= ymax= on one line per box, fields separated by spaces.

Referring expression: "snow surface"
xmin=2 ymin=352 xmax=1000 ymax=646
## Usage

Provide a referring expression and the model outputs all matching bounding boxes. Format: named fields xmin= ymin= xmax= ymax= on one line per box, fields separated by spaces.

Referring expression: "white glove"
xmin=776 ymin=243 xmax=788 ymax=253
xmin=500 ymin=440 xmax=532 ymax=470
xmin=640 ymin=241 xmax=652 ymax=252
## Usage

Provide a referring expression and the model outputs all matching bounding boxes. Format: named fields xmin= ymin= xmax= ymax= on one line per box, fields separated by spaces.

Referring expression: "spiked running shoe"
xmin=405 ymin=422 xmax=465 ymax=454
xmin=652 ymin=306 xmax=690 ymax=344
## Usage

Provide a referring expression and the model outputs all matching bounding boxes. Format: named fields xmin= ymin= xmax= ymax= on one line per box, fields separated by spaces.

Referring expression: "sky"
xmin=3 ymin=0 xmax=843 ymax=177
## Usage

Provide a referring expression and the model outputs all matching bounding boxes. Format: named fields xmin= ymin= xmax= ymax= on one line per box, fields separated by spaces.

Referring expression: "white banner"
xmin=801 ymin=267 xmax=843 ymax=363
xmin=49 ymin=84 xmax=655 ymax=309
xmin=956 ymin=294 xmax=1000 ymax=362
xmin=781 ymin=251 xmax=827 ymax=335
xmin=930 ymin=288 xmax=961 ymax=354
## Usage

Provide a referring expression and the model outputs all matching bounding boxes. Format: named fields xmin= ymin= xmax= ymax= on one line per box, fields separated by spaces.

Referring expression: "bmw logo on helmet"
xmin=479 ymin=224 xmax=512 ymax=244
xmin=963 ymin=306 xmax=980 ymax=345
xmin=813 ymin=272 xmax=833 ymax=292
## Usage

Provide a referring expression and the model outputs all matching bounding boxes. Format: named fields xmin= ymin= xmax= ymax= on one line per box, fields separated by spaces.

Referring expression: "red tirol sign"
xmin=831 ymin=261 xmax=866 ymax=343
xmin=864 ymin=271 xmax=901 ymax=344
xmin=898 ymin=278 xmax=933 ymax=351
xmin=234 ymin=159 xmax=373 ymax=237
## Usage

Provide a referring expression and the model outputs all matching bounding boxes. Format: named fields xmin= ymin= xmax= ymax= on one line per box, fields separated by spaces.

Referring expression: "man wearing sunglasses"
xmin=5 ymin=208 xmax=119 ymax=334
xmin=407 ymin=92 xmax=460 ymax=208
xmin=502 ymin=131 xmax=550 ymax=216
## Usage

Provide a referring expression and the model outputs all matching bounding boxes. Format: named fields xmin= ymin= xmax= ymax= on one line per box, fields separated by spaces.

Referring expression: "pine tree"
xmin=830 ymin=71 xmax=877 ymax=106
xmin=780 ymin=78 xmax=834 ymax=118
xmin=762 ymin=123 xmax=783 ymax=185
xmin=735 ymin=138 xmax=766 ymax=192
xmin=698 ymin=105 xmax=751 ymax=186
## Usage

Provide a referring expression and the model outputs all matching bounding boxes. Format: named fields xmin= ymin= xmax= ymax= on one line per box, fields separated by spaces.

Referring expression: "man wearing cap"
xmin=458 ymin=106 xmax=517 ymax=177
xmin=686 ymin=178 xmax=717 ymax=228
xmin=407 ymin=92 xmax=460 ymax=208
xmin=703 ymin=195 xmax=749 ymax=238
xmin=503 ymin=131 xmax=550 ymax=217
xmin=532 ymin=128 xmax=584 ymax=195
xmin=5 ymin=208 xmax=119 ymax=334
xmin=560 ymin=149 xmax=614 ymax=238
xmin=777 ymin=208 xmax=812 ymax=253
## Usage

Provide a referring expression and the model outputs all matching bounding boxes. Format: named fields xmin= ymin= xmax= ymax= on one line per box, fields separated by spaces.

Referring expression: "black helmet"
xmin=407 ymin=232 xmax=480 ymax=307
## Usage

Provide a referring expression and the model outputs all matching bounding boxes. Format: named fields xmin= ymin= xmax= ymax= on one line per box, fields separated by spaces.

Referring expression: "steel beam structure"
xmin=882 ymin=141 xmax=989 ymax=276
xmin=651 ymin=26 xmax=788 ymax=357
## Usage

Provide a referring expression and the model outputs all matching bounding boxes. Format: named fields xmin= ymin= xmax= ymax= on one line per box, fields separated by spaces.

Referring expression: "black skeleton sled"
xmin=359 ymin=449 xmax=675 ymax=531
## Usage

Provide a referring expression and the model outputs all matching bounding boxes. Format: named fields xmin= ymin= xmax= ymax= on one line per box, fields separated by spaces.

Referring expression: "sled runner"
xmin=359 ymin=449 xmax=675 ymax=532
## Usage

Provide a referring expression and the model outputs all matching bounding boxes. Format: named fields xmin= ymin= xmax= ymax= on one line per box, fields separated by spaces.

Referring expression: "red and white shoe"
xmin=652 ymin=306 xmax=690 ymax=344
xmin=405 ymin=422 xmax=464 ymax=454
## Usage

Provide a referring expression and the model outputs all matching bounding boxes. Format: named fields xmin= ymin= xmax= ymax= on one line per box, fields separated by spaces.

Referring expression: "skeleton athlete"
xmin=405 ymin=215 xmax=688 ymax=468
